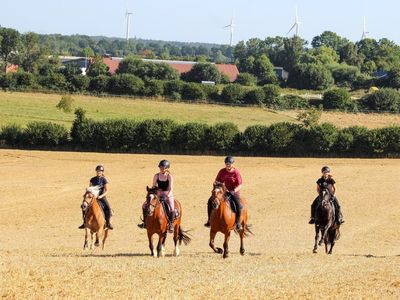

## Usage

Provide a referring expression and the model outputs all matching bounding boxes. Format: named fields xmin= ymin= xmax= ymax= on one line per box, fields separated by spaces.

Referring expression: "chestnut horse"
xmin=209 ymin=182 xmax=252 ymax=258
xmin=144 ymin=186 xmax=191 ymax=257
xmin=313 ymin=189 xmax=340 ymax=254
xmin=81 ymin=186 xmax=109 ymax=250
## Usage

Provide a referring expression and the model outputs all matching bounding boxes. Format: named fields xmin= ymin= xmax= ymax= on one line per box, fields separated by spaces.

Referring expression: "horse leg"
xmin=209 ymin=230 xmax=223 ymax=254
xmin=157 ymin=234 xmax=164 ymax=258
xmin=94 ymin=232 xmax=100 ymax=247
xmin=161 ymin=232 xmax=167 ymax=256
xmin=319 ymin=226 xmax=329 ymax=246
xmin=102 ymin=229 xmax=108 ymax=250
xmin=90 ymin=232 xmax=95 ymax=250
xmin=148 ymin=232 xmax=155 ymax=257
xmin=313 ymin=225 xmax=319 ymax=253
xmin=239 ymin=226 xmax=245 ymax=256
xmin=173 ymin=225 xmax=180 ymax=257
xmin=223 ymin=232 xmax=231 ymax=259
xmin=83 ymin=228 xmax=89 ymax=250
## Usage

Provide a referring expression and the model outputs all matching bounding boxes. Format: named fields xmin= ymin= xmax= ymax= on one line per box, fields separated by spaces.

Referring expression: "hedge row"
xmin=1 ymin=110 xmax=399 ymax=156
xmin=0 ymin=72 xmax=311 ymax=109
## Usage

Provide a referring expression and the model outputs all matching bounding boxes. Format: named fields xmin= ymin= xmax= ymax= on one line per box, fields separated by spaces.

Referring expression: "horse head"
xmin=81 ymin=185 xmax=101 ymax=210
xmin=211 ymin=182 xmax=227 ymax=209
xmin=146 ymin=186 xmax=160 ymax=216
xmin=319 ymin=189 xmax=332 ymax=209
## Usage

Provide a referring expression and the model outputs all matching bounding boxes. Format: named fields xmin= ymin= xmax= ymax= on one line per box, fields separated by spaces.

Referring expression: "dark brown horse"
xmin=209 ymin=182 xmax=252 ymax=258
xmin=144 ymin=186 xmax=191 ymax=257
xmin=313 ymin=189 xmax=340 ymax=254
xmin=81 ymin=186 xmax=109 ymax=250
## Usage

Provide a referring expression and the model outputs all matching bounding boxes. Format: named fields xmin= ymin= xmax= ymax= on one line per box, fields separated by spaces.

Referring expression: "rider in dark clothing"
xmin=79 ymin=165 xmax=113 ymax=230
xmin=309 ymin=166 xmax=344 ymax=225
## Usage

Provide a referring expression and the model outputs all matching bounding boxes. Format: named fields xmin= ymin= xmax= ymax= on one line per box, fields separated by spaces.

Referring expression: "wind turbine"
xmin=223 ymin=18 xmax=235 ymax=47
xmin=125 ymin=9 xmax=133 ymax=41
xmin=287 ymin=7 xmax=301 ymax=37
xmin=361 ymin=17 xmax=369 ymax=40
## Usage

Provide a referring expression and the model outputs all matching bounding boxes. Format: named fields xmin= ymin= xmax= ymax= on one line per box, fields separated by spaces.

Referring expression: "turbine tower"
xmin=361 ymin=17 xmax=369 ymax=40
xmin=287 ymin=7 xmax=301 ymax=37
xmin=125 ymin=9 xmax=133 ymax=41
xmin=224 ymin=18 xmax=235 ymax=47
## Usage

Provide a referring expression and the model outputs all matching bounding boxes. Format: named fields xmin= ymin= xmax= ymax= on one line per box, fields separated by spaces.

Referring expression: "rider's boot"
xmin=167 ymin=209 xmax=174 ymax=233
xmin=137 ymin=207 xmax=147 ymax=229
xmin=78 ymin=210 xmax=85 ymax=229
xmin=204 ymin=197 xmax=212 ymax=227
xmin=232 ymin=194 xmax=243 ymax=231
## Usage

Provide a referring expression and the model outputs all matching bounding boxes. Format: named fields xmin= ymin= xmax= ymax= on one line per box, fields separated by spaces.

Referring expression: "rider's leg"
xmin=204 ymin=196 xmax=213 ymax=227
xmin=231 ymin=193 xmax=242 ymax=230
xmin=166 ymin=195 xmax=175 ymax=233
xmin=137 ymin=202 xmax=147 ymax=229
xmin=309 ymin=196 xmax=319 ymax=224
xmin=78 ymin=209 xmax=85 ymax=229
xmin=333 ymin=196 xmax=344 ymax=224
xmin=101 ymin=198 xmax=113 ymax=229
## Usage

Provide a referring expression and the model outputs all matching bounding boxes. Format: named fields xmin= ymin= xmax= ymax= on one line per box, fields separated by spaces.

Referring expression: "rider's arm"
xmin=316 ymin=184 xmax=320 ymax=194
xmin=332 ymin=184 xmax=336 ymax=195
xmin=99 ymin=183 xmax=108 ymax=199
xmin=167 ymin=174 xmax=173 ymax=197
xmin=233 ymin=184 xmax=242 ymax=193
xmin=152 ymin=173 xmax=158 ymax=188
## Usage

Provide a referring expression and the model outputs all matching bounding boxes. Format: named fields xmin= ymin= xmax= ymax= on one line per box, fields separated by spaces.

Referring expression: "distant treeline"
xmin=1 ymin=109 xmax=399 ymax=157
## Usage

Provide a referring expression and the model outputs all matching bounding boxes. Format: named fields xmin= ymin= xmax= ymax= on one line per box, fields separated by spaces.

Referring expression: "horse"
xmin=144 ymin=186 xmax=191 ymax=257
xmin=313 ymin=189 xmax=340 ymax=254
xmin=209 ymin=182 xmax=252 ymax=258
xmin=81 ymin=186 xmax=109 ymax=250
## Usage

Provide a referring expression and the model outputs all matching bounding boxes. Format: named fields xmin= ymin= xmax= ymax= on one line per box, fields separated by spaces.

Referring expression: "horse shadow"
xmin=342 ymin=253 xmax=400 ymax=259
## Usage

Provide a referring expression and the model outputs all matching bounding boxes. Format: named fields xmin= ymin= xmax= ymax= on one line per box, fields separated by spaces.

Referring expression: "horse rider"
xmin=138 ymin=159 xmax=176 ymax=233
xmin=309 ymin=166 xmax=344 ymax=225
xmin=204 ymin=156 xmax=243 ymax=231
xmin=79 ymin=165 xmax=113 ymax=230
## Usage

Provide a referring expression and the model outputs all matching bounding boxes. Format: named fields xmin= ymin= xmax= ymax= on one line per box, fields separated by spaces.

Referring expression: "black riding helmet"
xmin=224 ymin=156 xmax=235 ymax=164
xmin=158 ymin=159 xmax=170 ymax=168
xmin=321 ymin=166 xmax=331 ymax=173
xmin=95 ymin=165 xmax=104 ymax=171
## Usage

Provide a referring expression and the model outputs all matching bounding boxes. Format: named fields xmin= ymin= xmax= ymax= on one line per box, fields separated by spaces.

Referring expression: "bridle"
xmin=211 ymin=185 xmax=226 ymax=209
xmin=81 ymin=192 xmax=95 ymax=211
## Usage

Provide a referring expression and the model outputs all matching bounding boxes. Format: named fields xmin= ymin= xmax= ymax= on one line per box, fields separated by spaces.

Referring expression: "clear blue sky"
xmin=1 ymin=0 xmax=399 ymax=45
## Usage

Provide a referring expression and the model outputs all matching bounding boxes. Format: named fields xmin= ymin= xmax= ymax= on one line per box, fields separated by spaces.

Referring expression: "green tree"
xmin=86 ymin=55 xmax=109 ymax=77
xmin=183 ymin=63 xmax=222 ymax=83
xmin=0 ymin=27 xmax=21 ymax=72
xmin=311 ymin=31 xmax=348 ymax=51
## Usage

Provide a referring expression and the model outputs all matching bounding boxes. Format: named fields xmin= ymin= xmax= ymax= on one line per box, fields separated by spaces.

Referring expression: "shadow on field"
xmin=81 ymin=253 xmax=150 ymax=257
xmin=343 ymin=254 xmax=400 ymax=259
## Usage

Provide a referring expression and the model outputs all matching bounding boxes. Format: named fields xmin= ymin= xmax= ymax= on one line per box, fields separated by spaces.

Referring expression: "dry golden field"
xmin=1 ymin=149 xmax=400 ymax=299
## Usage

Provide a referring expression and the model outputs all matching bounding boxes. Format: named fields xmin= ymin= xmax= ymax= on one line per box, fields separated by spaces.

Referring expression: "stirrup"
xmin=106 ymin=223 xmax=113 ymax=230
xmin=235 ymin=222 xmax=243 ymax=231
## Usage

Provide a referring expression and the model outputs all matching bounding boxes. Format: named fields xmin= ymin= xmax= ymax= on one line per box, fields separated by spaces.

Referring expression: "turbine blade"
xmin=287 ymin=24 xmax=296 ymax=35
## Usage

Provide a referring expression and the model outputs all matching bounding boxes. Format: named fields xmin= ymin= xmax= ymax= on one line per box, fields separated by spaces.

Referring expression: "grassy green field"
xmin=0 ymin=91 xmax=399 ymax=130
xmin=0 ymin=91 xmax=294 ymax=130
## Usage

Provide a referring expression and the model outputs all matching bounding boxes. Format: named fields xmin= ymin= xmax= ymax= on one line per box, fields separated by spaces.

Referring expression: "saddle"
xmin=225 ymin=193 xmax=242 ymax=214
xmin=160 ymin=196 xmax=180 ymax=219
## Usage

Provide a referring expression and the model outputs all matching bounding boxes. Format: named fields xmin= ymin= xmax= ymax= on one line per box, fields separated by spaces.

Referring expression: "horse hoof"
xmin=240 ymin=249 xmax=245 ymax=256
xmin=217 ymin=248 xmax=223 ymax=254
xmin=313 ymin=249 xmax=318 ymax=253
xmin=223 ymin=253 xmax=229 ymax=259
xmin=173 ymin=248 xmax=180 ymax=257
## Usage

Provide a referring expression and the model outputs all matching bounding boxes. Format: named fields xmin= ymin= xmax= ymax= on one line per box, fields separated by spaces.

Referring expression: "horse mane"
xmin=86 ymin=185 xmax=101 ymax=197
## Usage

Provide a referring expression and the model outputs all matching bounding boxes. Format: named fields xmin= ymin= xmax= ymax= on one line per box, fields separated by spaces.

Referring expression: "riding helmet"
xmin=321 ymin=166 xmax=331 ymax=173
xmin=95 ymin=165 xmax=104 ymax=171
xmin=158 ymin=159 xmax=170 ymax=168
xmin=224 ymin=156 xmax=235 ymax=164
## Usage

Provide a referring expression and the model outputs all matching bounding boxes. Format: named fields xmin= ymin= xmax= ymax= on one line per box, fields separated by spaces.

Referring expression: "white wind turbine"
xmin=361 ymin=17 xmax=369 ymax=40
xmin=125 ymin=9 xmax=133 ymax=41
xmin=223 ymin=18 xmax=235 ymax=47
xmin=287 ymin=7 xmax=301 ymax=37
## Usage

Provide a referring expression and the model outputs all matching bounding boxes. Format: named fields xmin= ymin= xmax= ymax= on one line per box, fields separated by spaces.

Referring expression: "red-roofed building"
xmin=5 ymin=64 xmax=18 ymax=73
xmin=102 ymin=56 xmax=239 ymax=82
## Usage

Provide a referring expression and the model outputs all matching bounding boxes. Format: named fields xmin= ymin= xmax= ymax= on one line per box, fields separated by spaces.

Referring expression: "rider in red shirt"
xmin=204 ymin=156 xmax=243 ymax=230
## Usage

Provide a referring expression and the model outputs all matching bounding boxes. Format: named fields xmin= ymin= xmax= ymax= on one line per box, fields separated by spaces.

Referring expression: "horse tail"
xmin=243 ymin=224 xmax=254 ymax=237
xmin=178 ymin=227 xmax=191 ymax=246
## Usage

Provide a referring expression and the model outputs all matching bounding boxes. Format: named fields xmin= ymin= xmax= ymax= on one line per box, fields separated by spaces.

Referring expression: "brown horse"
xmin=144 ymin=186 xmax=191 ymax=257
xmin=209 ymin=182 xmax=252 ymax=258
xmin=313 ymin=189 xmax=340 ymax=254
xmin=81 ymin=186 xmax=109 ymax=250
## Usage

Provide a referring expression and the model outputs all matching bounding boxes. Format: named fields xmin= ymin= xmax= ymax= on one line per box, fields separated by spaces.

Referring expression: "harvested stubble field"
xmin=1 ymin=149 xmax=399 ymax=299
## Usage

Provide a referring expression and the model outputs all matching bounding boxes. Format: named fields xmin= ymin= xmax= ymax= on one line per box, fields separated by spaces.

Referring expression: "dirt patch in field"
xmin=1 ymin=150 xmax=399 ymax=299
